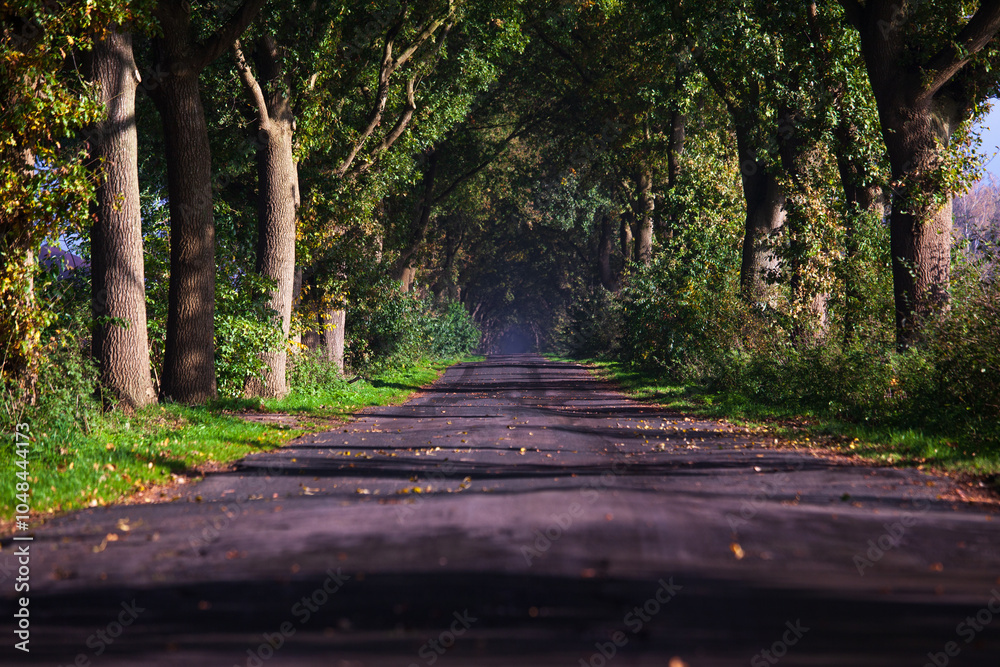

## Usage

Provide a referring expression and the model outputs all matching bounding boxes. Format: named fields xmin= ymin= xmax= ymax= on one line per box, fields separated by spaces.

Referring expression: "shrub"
xmin=424 ymin=301 xmax=481 ymax=357
xmin=214 ymin=272 xmax=285 ymax=398
xmin=286 ymin=348 xmax=348 ymax=397
xmin=346 ymin=276 xmax=426 ymax=371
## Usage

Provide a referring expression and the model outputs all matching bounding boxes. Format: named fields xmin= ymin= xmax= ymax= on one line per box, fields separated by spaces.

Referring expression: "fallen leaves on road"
xmin=92 ymin=533 xmax=119 ymax=553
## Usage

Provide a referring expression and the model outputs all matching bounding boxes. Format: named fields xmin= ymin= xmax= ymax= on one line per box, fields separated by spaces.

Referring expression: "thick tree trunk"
xmin=598 ymin=213 xmax=617 ymax=290
xmin=238 ymin=35 xmax=299 ymax=398
xmin=859 ymin=15 xmax=953 ymax=344
xmin=619 ymin=212 xmax=633 ymax=265
xmin=667 ymin=111 xmax=685 ymax=188
xmin=148 ymin=0 xmax=265 ymax=402
xmin=735 ymin=122 xmax=786 ymax=304
xmin=323 ymin=308 xmax=346 ymax=373
xmin=90 ymin=28 xmax=156 ymax=409
xmin=873 ymin=92 xmax=957 ymax=345
xmin=846 ymin=0 xmax=1000 ymax=345
xmin=397 ymin=265 xmax=417 ymax=292
xmin=879 ymin=103 xmax=955 ymax=342
xmin=633 ymin=168 xmax=654 ymax=266
xmin=775 ymin=105 xmax=831 ymax=342
xmin=153 ymin=71 xmax=217 ymax=403
xmin=889 ymin=166 xmax=953 ymax=341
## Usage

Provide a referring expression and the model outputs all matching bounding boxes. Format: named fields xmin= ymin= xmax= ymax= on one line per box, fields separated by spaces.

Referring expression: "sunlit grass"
xmin=564 ymin=356 xmax=1000 ymax=478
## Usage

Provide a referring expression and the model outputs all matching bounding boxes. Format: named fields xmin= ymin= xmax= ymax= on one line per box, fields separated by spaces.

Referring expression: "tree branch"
xmin=233 ymin=39 xmax=270 ymax=128
xmin=340 ymin=19 xmax=454 ymax=179
xmin=194 ymin=0 xmax=269 ymax=71
xmin=333 ymin=33 xmax=396 ymax=177
xmin=692 ymin=50 xmax=740 ymax=118
xmin=388 ymin=7 xmax=454 ymax=76
xmin=348 ymin=74 xmax=418 ymax=180
xmin=376 ymin=74 xmax=418 ymax=153
xmin=924 ymin=0 xmax=1000 ymax=98
xmin=533 ymin=28 xmax=591 ymax=84
xmin=432 ymin=123 xmax=531 ymax=205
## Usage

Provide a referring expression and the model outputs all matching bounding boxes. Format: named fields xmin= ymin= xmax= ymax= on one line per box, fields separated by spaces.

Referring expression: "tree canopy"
xmin=3 ymin=0 xmax=999 ymax=452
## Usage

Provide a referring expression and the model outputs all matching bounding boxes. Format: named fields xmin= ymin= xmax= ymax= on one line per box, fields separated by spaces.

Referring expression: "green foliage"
xmin=549 ymin=285 xmax=620 ymax=358
xmin=1 ymin=3 xmax=110 ymax=394
xmin=346 ymin=273 xmax=480 ymax=371
xmin=424 ymin=301 xmax=481 ymax=357
xmin=214 ymin=272 xmax=284 ymax=399
xmin=285 ymin=349 xmax=347 ymax=398
xmin=605 ymin=239 xmax=1000 ymax=461
xmin=347 ymin=275 xmax=427 ymax=370
xmin=903 ymin=259 xmax=1000 ymax=445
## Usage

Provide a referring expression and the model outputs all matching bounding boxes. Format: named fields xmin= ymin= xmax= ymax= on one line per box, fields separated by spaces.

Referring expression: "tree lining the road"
xmin=2 ymin=0 xmax=998 ymax=454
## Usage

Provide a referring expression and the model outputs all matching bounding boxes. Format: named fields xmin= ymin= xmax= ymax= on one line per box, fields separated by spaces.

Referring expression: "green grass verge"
xmin=2 ymin=357 xmax=468 ymax=522
xmin=556 ymin=356 xmax=1000 ymax=479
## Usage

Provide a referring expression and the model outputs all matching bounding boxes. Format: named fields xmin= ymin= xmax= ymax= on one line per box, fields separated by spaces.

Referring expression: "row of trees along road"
xmin=3 ymin=0 xmax=524 ymax=407
xmin=2 ymin=0 xmax=999 ymax=411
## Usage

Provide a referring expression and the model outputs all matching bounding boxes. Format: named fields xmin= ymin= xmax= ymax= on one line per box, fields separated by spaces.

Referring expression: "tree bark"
xmin=633 ymin=168 xmax=654 ymax=266
xmin=439 ymin=224 xmax=462 ymax=302
xmin=861 ymin=51 xmax=956 ymax=344
xmin=598 ymin=212 xmax=617 ymax=290
xmin=152 ymin=67 xmax=217 ymax=403
xmin=619 ymin=211 xmax=633 ymax=265
xmin=667 ymin=111 xmax=686 ymax=189
xmin=236 ymin=35 xmax=299 ymax=398
xmin=148 ymin=0 xmax=266 ymax=403
xmin=392 ymin=151 xmax=438 ymax=290
xmin=323 ymin=308 xmax=346 ymax=373
xmin=735 ymin=121 xmax=786 ymax=304
xmin=89 ymin=28 xmax=156 ymax=409
xmin=661 ymin=110 xmax=686 ymax=240
xmin=843 ymin=0 xmax=1000 ymax=345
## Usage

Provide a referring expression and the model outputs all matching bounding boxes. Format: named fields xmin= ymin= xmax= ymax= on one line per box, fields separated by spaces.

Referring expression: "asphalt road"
xmin=3 ymin=354 xmax=1000 ymax=666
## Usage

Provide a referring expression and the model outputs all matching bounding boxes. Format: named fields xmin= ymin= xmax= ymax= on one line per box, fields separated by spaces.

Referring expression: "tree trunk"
xmin=661 ymin=110 xmax=686 ymax=240
xmin=667 ymin=111 xmax=685 ymax=189
xmin=153 ymin=70 xmax=217 ymax=403
xmin=846 ymin=0 xmax=1000 ymax=345
xmin=858 ymin=11 xmax=954 ymax=344
xmin=735 ymin=122 xmax=786 ymax=304
xmin=775 ymin=104 xmax=831 ymax=342
xmin=392 ymin=151 xmax=437 ymax=290
xmin=148 ymin=0 xmax=266 ymax=402
xmin=633 ymin=168 xmax=654 ymax=266
xmin=323 ymin=308 xmax=346 ymax=373
xmin=238 ymin=35 xmax=299 ymax=398
xmin=874 ymin=92 xmax=956 ymax=345
xmin=398 ymin=265 xmax=417 ymax=292
xmin=90 ymin=28 xmax=156 ymax=409
xmin=619 ymin=212 xmax=633 ymax=266
xmin=598 ymin=212 xmax=617 ymax=290
xmin=890 ymin=166 xmax=953 ymax=343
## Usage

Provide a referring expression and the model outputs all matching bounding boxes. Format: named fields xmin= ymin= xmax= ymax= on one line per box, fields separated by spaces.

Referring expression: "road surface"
xmin=3 ymin=354 xmax=1000 ymax=666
